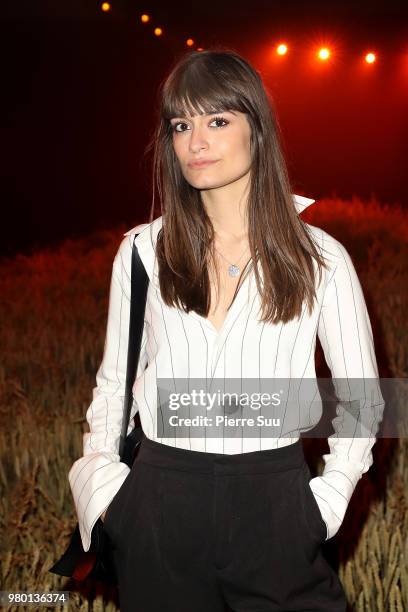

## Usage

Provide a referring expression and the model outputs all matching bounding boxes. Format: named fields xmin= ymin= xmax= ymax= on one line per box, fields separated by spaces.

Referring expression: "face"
xmin=169 ymin=108 xmax=252 ymax=190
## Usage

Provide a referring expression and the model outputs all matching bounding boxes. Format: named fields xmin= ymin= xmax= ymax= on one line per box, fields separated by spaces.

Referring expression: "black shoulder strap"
xmin=119 ymin=234 xmax=149 ymax=459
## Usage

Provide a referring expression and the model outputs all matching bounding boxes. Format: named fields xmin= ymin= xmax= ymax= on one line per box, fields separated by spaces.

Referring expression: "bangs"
xmin=162 ymin=61 xmax=246 ymax=121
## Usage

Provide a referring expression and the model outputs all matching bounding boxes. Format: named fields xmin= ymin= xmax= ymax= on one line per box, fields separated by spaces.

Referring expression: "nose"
xmin=188 ymin=123 xmax=209 ymax=154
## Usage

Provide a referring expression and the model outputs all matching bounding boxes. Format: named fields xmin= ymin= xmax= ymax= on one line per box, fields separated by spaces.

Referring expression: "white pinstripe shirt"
xmin=68 ymin=194 xmax=384 ymax=552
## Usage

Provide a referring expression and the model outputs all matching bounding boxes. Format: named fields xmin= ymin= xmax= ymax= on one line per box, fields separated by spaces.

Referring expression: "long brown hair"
xmin=144 ymin=46 xmax=330 ymax=324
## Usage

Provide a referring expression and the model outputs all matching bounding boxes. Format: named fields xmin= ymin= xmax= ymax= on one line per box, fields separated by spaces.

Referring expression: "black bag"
xmin=49 ymin=234 xmax=149 ymax=585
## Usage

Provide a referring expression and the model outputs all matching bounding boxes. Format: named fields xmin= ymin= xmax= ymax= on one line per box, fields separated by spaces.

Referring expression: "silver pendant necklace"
xmin=213 ymin=244 xmax=250 ymax=277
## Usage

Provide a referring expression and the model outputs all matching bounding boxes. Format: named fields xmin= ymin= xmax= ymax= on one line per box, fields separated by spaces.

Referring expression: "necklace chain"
xmin=212 ymin=241 xmax=251 ymax=278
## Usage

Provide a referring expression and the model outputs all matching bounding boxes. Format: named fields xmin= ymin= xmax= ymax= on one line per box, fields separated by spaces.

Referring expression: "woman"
xmin=68 ymin=48 xmax=383 ymax=611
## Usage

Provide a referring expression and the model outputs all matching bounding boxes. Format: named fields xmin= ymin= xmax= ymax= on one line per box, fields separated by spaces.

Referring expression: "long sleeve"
xmin=311 ymin=238 xmax=384 ymax=540
xmin=68 ymin=232 xmax=149 ymax=552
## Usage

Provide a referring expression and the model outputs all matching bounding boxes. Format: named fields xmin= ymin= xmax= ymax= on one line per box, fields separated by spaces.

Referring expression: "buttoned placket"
xmin=136 ymin=228 xmax=257 ymax=387
xmin=188 ymin=270 xmax=256 ymax=383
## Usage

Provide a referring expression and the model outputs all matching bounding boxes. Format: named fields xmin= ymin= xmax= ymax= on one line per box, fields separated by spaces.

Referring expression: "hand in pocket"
xmin=101 ymin=468 xmax=134 ymax=531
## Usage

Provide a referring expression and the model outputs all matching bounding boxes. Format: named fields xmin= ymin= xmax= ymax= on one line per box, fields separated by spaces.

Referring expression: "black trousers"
xmin=103 ymin=436 xmax=348 ymax=612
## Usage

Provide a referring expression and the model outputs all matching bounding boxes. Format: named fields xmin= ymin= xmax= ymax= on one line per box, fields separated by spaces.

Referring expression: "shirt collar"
xmin=291 ymin=193 xmax=316 ymax=213
xmin=123 ymin=194 xmax=316 ymax=286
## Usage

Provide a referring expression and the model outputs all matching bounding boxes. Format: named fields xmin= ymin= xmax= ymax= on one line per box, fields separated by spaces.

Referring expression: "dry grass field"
xmin=0 ymin=195 xmax=407 ymax=611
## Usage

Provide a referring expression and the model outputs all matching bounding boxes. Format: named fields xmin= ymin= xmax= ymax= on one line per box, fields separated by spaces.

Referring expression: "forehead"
xmin=167 ymin=92 xmax=240 ymax=119
xmin=170 ymin=109 xmax=238 ymax=119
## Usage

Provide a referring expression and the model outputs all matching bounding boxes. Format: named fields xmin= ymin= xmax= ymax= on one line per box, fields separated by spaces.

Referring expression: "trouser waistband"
xmin=136 ymin=435 xmax=305 ymax=475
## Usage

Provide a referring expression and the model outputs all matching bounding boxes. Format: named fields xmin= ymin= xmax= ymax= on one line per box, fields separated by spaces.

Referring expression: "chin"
xmin=184 ymin=176 xmax=217 ymax=188
xmin=188 ymin=172 xmax=231 ymax=188
xmin=194 ymin=180 xmax=225 ymax=191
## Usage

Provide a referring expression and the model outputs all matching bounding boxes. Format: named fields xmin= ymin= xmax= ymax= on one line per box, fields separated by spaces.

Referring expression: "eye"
xmin=210 ymin=116 xmax=229 ymax=129
xmin=172 ymin=121 xmax=188 ymax=133
xmin=171 ymin=115 xmax=230 ymax=133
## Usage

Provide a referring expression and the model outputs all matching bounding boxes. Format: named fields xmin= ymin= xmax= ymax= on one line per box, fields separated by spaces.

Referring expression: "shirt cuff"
xmin=68 ymin=454 xmax=131 ymax=552
xmin=308 ymin=465 xmax=360 ymax=540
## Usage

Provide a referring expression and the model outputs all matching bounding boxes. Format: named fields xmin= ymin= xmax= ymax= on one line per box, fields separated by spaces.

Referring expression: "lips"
xmin=188 ymin=159 xmax=219 ymax=168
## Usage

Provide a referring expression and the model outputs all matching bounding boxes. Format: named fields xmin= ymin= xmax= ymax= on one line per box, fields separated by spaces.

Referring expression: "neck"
xmin=200 ymin=170 xmax=250 ymax=241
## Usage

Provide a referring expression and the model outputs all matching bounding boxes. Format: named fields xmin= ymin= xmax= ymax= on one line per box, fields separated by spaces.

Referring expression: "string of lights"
xmin=99 ymin=2 xmax=379 ymax=64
